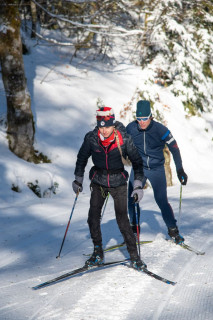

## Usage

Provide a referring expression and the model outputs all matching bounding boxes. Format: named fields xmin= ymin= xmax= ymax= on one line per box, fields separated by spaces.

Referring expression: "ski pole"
xmin=101 ymin=192 xmax=109 ymax=222
xmin=178 ymin=184 xmax=183 ymax=228
xmin=134 ymin=195 xmax=141 ymax=258
xmin=56 ymin=191 xmax=80 ymax=259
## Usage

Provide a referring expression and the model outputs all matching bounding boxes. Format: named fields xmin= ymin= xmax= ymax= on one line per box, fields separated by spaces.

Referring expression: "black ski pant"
xmin=88 ymin=182 xmax=139 ymax=261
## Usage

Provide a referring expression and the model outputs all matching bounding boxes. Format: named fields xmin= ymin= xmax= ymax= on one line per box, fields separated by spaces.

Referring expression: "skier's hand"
xmin=72 ymin=176 xmax=83 ymax=193
xmin=131 ymin=180 xmax=144 ymax=203
xmin=177 ymin=168 xmax=188 ymax=185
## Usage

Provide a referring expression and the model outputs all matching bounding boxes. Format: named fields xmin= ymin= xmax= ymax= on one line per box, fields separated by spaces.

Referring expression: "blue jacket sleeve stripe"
xmin=161 ymin=130 xmax=170 ymax=140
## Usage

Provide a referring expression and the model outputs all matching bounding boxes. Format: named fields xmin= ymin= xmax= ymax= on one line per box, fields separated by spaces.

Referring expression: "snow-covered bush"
xmin=137 ymin=0 xmax=213 ymax=115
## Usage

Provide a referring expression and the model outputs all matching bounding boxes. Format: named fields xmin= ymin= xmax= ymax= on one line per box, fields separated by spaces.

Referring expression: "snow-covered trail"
xmin=0 ymin=183 xmax=213 ymax=320
xmin=156 ymin=240 xmax=213 ymax=320
xmin=1 ymin=21 xmax=213 ymax=319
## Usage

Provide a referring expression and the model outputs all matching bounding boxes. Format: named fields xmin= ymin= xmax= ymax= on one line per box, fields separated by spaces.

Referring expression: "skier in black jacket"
xmin=126 ymin=100 xmax=188 ymax=244
xmin=72 ymin=107 xmax=146 ymax=270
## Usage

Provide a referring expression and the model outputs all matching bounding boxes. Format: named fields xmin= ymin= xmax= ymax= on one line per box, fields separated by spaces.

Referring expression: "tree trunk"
xmin=0 ymin=0 xmax=35 ymax=162
xmin=30 ymin=0 xmax=37 ymax=38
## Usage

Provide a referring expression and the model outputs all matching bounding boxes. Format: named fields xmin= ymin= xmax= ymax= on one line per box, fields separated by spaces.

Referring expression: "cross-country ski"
xmin=32 ymin=259 xmax=129 ymax=290
xmin=83 ymin=240 xmax=152 ymax=256
xmin=166 ymin=239 xmax=205 ymax=255
xmin=33 ymin=259 xmax=176 ymax=290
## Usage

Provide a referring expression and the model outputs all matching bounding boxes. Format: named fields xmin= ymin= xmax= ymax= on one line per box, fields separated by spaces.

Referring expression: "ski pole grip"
xmin=133 ymin=194 xmax=138 ymax=203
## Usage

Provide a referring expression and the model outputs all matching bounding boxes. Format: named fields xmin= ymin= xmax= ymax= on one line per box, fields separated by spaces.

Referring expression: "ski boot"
xmin=85 ymin=245 xmax=104 ymax=267
xmin=168 ymin=227 xmax=184 ymax=244
xmin=131 ymin=256 xmax=147 ymax=270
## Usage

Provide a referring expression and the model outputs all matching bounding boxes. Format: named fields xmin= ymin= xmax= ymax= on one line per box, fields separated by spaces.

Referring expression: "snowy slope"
xmin=0 ymin=42 xmax=213 ymax=320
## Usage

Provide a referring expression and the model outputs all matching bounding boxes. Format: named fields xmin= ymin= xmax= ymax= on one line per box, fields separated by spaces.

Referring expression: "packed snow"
xmin=0 ymin=40 xmax=213 ymax=320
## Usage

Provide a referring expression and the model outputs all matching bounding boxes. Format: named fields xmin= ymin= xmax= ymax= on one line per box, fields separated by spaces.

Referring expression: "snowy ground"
xmin=0 ymin=42 xmax=213 ymax=320
xmin=0 ymin=183 xmax=212 ymax=320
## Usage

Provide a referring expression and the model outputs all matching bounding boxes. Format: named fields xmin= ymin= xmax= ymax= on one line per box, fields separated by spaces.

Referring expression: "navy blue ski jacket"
xmin=126 ymin=120 xmax=183 ymax=171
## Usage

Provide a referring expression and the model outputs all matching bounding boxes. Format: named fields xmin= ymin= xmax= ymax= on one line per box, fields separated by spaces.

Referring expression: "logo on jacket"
xmin=95 ymin=149 xmax=101 ymax=152
xmin=172 ymin=143 xmax=179 ymax=149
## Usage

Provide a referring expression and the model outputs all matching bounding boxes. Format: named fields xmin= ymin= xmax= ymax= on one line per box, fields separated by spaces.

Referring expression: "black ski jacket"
xmin=74 ymin=121 xmax=143 ymax=188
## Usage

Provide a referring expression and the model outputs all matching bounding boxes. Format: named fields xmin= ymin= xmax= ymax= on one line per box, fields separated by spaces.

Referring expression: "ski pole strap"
xmin=74 ymin=180 xmax=82 ymax=188
xmin=133 ymin=194 xmax=138 ymax=203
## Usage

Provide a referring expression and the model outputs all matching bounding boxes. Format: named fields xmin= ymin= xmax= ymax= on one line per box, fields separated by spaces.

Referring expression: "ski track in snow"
xmin=22 ymin=239 xmax=213 ymax=320
xmin=31 ymin=267 xmax=149 ymax=320
xmin=0 ymin=184 xmax=213 ymax=320
xmin=153 ymin=240 xmax=213 ymax=320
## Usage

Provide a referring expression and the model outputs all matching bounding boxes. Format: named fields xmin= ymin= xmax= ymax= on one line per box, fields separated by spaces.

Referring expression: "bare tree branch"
xmin=32 ymin=0 xmax=145 ymax=36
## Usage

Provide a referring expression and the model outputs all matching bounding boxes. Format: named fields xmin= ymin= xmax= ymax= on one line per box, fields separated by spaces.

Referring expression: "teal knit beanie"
xmin=136 ymin=100 xmax=151 ymax=117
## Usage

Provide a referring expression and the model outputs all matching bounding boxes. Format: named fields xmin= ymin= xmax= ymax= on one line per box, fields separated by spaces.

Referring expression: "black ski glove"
xmin=177 ymin=168 xmax=188 ymax=185
xmin=72 ymin=176 xmax=83 ymax=193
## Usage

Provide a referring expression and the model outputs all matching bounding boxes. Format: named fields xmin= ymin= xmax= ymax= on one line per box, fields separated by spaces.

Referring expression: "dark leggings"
xmin=88 ymin=182 xmax=139 ymax=260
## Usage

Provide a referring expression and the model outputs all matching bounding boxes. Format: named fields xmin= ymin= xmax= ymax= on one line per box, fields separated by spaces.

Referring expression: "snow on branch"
xmin=32 ymin=0 xmax=145 ymax=37
xmin=26 ymin=26 xmax=75 ymax=46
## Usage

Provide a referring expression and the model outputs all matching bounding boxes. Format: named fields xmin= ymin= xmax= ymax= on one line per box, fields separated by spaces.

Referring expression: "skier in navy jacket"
xmin=126 ymin=100 xmax=188 ymax=244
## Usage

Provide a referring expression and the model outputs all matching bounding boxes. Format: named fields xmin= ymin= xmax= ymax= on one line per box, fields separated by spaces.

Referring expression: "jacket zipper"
xmin=98 ymin=140 xmax=110 ymax=187
xmin=144 ymin=131 xmax=150 ymax=169
xmin=105 ymin=153 xmax=110 ymax=187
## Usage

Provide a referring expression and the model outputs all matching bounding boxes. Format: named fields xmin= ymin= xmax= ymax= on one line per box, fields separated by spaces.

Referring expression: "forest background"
xmin=0 ymin=0 xmax=213 ymax=169
xmin=0 ymin=1 xmax=213 ymax=319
